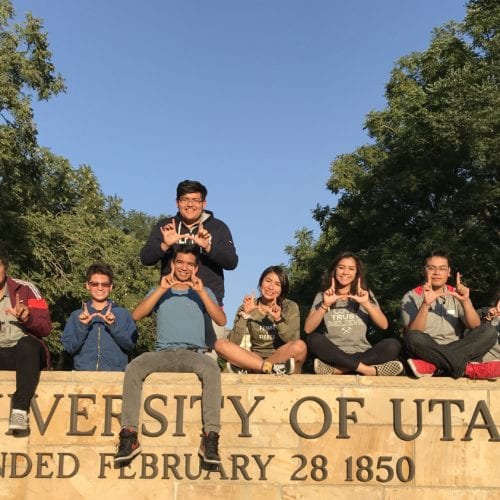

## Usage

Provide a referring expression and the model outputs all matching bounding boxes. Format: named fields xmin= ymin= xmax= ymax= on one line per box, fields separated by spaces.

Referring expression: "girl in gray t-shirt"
xmin=304 ymin=252 xmax=402 ymax=376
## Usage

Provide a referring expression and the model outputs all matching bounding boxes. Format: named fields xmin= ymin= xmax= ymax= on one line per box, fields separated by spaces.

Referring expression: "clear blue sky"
xmin=14 ymin=0 xmax=467 ymax=325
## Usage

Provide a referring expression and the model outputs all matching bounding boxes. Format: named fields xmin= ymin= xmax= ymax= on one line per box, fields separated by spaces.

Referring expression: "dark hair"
xmin=423 ymin=250 xmax=450 ymax=267
xmin=0 ymin=250 xmax=8 ymax=269
xmin=172 ymin=243 xmax=200 ymax=264
xmin=258 ymin=265 xmax=289 ymax=306
xmin=321 ymin=252 xmax=366 ymax=295
xmin=176 ymin=180 xmax=208 ymax=201
xmin=86 ymin=263 xmax=114 ymax=283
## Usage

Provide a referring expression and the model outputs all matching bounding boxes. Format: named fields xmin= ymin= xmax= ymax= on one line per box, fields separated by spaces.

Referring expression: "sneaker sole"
xmin=407 ymin=359 xmax=433 ymax=378
xmin=8 ymin=425 xmax=29 ymax=431
xmin=198 ymin=450 xmax=221 ymax=464
xmin=114 ymin=445 xmax=142 ymax=464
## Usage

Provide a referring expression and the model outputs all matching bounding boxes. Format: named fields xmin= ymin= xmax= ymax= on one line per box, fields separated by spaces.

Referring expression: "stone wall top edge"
xmin=1 ymin=371 xmax=498 ymax=390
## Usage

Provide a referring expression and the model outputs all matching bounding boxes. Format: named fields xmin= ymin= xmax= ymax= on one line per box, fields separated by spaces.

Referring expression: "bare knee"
xmin=290 ymin=339 xmax=307 ymax=360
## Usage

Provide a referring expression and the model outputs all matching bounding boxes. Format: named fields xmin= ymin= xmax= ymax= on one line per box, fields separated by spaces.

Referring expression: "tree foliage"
xmin=287 ymin=0 xmax=500 ymax=334
xmin=0 ymin=1 xmax=162 ymax=362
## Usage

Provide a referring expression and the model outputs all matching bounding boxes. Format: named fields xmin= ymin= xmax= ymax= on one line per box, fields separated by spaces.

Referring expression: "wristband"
xmin=320 ymin=303 xmax=329 ymax=312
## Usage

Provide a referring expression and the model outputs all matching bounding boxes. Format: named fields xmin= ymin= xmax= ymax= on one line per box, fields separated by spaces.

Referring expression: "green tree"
xmin=0 ymin=0 xmax=65 ymax=255
xmin=287 ymin=0 xmax=500 ymax=333
xmin=0 ymin=1 xmax=161 ymax=362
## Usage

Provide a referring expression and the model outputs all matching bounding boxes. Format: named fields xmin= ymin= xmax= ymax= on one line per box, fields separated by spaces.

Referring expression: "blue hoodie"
xmin=61 ymin=300 xmax=137 ymax=371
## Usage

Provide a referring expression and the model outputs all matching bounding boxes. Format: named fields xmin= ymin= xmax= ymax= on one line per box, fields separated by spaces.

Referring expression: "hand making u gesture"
xmin=422 ymin=276 xmax=448 ymax=306
xmin=160 ymin=218 xmax=184 ymax=249
xmin=5 ymin=293 xmax=30 ymax=323
xmin=261 ymin=300 xmax=282 ymax=322
xmin=192 ymin=223 xmax=212 ymax=252
xmin=189 ymin=273 xmax=205 ymax=293
xmin=160 ymin=269 xmax=183 ymax=291
xmin=322 ymin=278 xmax=347 ymax=307
xmin=446 ymin=272 xmax=470 ymax=303
xmin=242 ymin=292 xmax=257 ymax=314
xmin=79 ymin=302 xmax=116 ymax=325
xmin=348 ymin=278 xmax=370 ymax=305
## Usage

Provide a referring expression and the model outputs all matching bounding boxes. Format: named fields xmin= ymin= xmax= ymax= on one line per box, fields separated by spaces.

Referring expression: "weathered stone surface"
xmin=0 ymin=371 xmax=497 ymax=499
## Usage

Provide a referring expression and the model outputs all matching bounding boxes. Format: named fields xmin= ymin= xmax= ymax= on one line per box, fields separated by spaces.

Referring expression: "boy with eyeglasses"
xmin=140 ymin=180 xmax=238 ymax=345
xmin=401 ymin=250 xmax=498 ymax=379
xmin=62 ymin=263 xmax=137 ymax=371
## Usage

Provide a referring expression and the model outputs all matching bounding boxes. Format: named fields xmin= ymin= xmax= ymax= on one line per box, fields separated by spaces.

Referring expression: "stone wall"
xmin=0 ymin=371 xmax=499 ymax=499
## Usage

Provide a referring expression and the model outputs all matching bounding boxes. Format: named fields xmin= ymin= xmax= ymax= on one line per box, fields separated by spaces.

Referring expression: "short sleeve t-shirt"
xmin=154 ymin=287 xmax=216 ymax=351
xmin=310 ymin=292 xmax=378 ymax=354
xmin=401 ymin=286 xmax=465 ymax=345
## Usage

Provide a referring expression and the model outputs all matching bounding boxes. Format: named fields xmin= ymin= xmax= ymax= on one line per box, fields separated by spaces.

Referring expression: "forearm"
xmin=304 ymin=304 xmax=327 ymax=334
xmin=363 ymin=302 xmax=388 ymax=330
xmin=207 ymin=245 xmax=238 ymax=270
xmin=276 ymin=304 xmax=300 ymax=341
xmin=462 ymin=300 xmax=481 ymax=329
xmin=198 ymin=289 xmax=227 ymax=326
xmin=107 ymin=316 xmax=138 ymax=351
xmin=228 ymin=315 xmax=247 ymax=344
xmin=140 ymin=225 xmax=168 ymax=265
xmin=23 ymin=308 xmax=52 ymax=337
xmin=406 ymin=303 xmax=430 ymax=332
xmin=132 ymin=288 xmax=166 ymax=321
xmin=61 ymin=317 xmax=90 ymax=353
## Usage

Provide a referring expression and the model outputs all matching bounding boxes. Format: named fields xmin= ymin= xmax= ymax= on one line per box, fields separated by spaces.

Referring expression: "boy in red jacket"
xmin=0 ymin=251 xmax=51 ymax=434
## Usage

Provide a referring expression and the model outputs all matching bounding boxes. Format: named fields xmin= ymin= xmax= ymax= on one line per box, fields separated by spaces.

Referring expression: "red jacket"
xmin=6 ymin=276 xmax=52 ymax=367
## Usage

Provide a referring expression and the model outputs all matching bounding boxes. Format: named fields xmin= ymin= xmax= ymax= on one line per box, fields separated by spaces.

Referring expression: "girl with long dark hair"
xmin=304 ymin=252 xmax=402 ymax=376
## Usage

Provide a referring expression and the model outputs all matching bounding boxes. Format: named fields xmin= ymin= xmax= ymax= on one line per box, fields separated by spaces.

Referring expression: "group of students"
xmin=0 ymin=179 xmax=498 ymax=469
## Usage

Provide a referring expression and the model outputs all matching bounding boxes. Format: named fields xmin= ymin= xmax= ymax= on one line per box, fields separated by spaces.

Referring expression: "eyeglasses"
xmin=425 ymin=266 xmax=449 ymax=273
xmin=178 ymin=197 xmax=204 ymax=205
xmin=88 ymin=281 xmax=112 ymax=288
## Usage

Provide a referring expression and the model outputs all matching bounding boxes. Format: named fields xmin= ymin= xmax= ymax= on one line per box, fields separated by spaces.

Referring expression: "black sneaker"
xmin=198 ymin=431 xmax=221 ymax=464
xmin=272 ymin=358 xmax=295 ymax=375
xmin=114 ymin=428 xmax=142 ymax=464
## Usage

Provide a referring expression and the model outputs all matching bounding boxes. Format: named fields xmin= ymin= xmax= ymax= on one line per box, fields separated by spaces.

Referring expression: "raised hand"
xmin=446 ymin=272 xmax=470 ymax=303
xmin=192 ymin=223 xmax=212 ymax=251
xmin=260 ymin=300 xmax=282 ymax=322
xmin=78 ymin=302 xmax=94 ymax=325
xmin=95 ymin=303 xmax=116 ymax=325
xmin=322 ymin=278 xmax=346 ymax=307
xmin=486 ymin=305 xmax=500 ymax=321
xmin=189 ymin=273 xmax=204 ymax=293
xmin=348 ymin=278 xmax=370 ymax=305
xmin=422 ymin=278 xmax=446 ymax=306
xmin=5 ymin=293 xmax=30 ymax=322
xmin=242 ymin=292 xmax=257 ymax=314
xmin=160 ymin=270 xmax=181 ymax=291
xmin=160 ymin=218 xmax=184 ymax=248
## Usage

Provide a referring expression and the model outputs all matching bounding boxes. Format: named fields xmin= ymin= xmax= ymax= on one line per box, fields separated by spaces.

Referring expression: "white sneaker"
xmin=9 ymin=410 xmax=29 ymax=431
